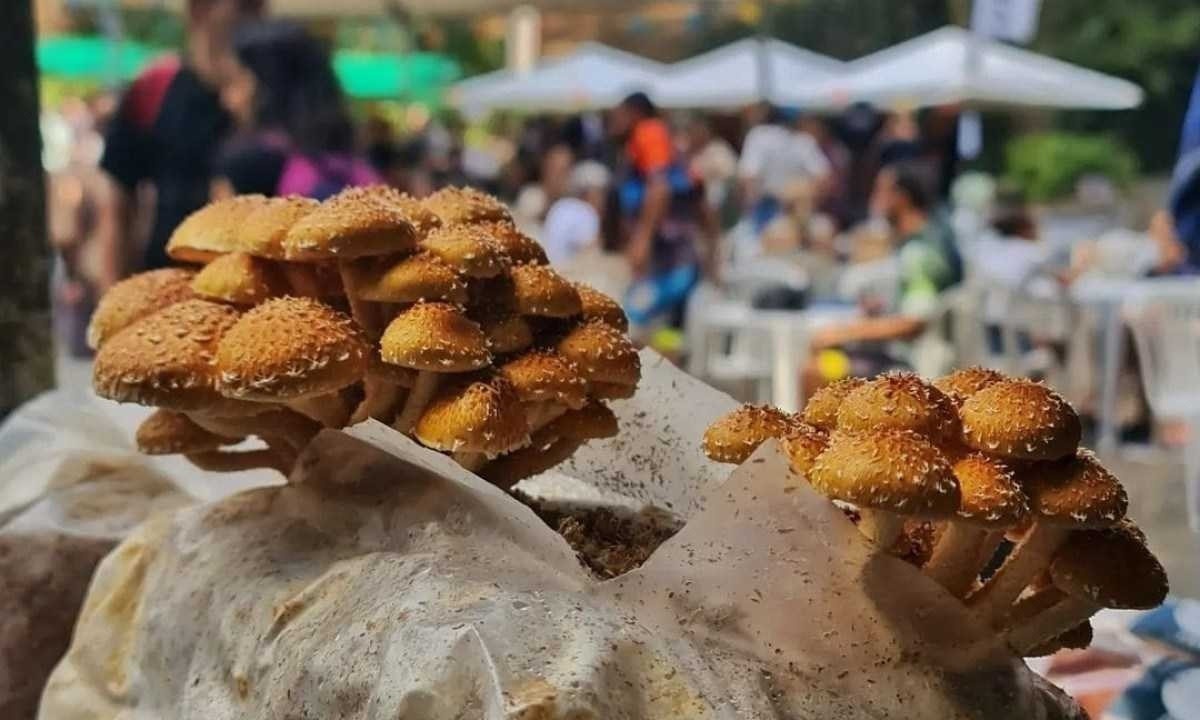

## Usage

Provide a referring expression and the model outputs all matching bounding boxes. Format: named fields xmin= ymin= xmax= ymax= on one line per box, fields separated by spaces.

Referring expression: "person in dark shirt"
xmin=94 ymin=0 xmax=264 ymax=287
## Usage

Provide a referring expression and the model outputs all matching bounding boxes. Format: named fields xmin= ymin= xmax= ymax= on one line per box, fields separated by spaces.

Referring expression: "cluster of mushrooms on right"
xmin=702 ymin=368 xmax=1169 ymax=658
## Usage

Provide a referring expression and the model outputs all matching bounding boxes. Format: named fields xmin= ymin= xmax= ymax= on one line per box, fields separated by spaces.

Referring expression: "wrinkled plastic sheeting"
xmin=39 ymin=420 xmax=1083 ymax=719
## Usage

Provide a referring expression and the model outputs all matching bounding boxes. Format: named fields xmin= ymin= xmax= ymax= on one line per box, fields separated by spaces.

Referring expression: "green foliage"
xmin=1004 ymin=132 xmax=1138 ymax=201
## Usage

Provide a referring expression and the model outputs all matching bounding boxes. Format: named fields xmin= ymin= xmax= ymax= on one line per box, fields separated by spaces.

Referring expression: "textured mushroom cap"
xmin=166 ymin=194 xmax=268 ymax=262
xmin=87 ymin=267 xmax=195 ymax=349
xmin=347 ymin=252 xmax=468 ymax=304
xmin=1022 ymin=450 xmax=1128 ymax=528
xmin=556 ymin=320 xmax=640 ymax=387
xmin=93 ymin=299 xmax=242 ymax=411
xmin=499 ymin=349 xmax=588 ymax=409
xmin=191 ymin=252 xmax=289 ymax=305
xmin=802 ymin=377 xmax=865 ymax=431
xmin=283 ymin=186 xmax=418 ymax=261
xmin=934 ymin=366 xmax=1008 ymax=405
xmin=135 ymin=409 xmax=238 ymax=455
xmin=482 ymin=221 xmax=548 ymax=265
xmin=508 ymin=264 xmax=582 ymax=317
xmin=781 ymin=422 xmax=829 ymax=475
xmin=414 ymin=373 xmax=529 ymax=456
xmin=837 ymin=372 xmax=960 ymax=442
xmin=539 ymin=399 xmax=618 ymax=442
xmin=238 ymin=196 xmax=319 ymax=259
xmin=215 ymin=297 xmax=369 ymax=401
xmin=379 ymin=302 xmax=491 ymax=372
xmin=574 ymin=282 xmax=628 ymax=331
xmin=702 ymin=404 xmax=795 ymax=464
xmin=388 ymin=191 xmax=442 ymax=236
xmin=1050 ymin=523 xmax=1168 ymax=609
xmin=420 ymin=223 xmax=510 ymax=278
xmin=809 ymin=429 xmax=961 ymax=516
xmin=960 ymin=379 xmax=1081 ymax=460
xmin=424 ymin=186 xmax=512 ymax=226
xmin=1026 ymin=622 xmax=1093 ymax=657
xmin=951 ymin=453 xmax=1030 ymax=527
xmin=479 ymin=313 xmax=534 ymax=355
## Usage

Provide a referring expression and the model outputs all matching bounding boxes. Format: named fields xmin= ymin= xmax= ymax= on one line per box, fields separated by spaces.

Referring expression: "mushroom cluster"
xmin=702 ymin=369 xmax=1168 ymax=658
xmin=89 ymin=187 xmax=638 ymax=479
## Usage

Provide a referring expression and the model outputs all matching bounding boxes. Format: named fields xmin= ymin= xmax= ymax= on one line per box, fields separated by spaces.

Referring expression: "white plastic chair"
xmin=1124 ymin=280 xmax=1200 ymax=532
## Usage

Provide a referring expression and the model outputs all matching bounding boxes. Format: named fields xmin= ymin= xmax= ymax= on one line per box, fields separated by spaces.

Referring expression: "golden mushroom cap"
xmin=556 ymin=320 xmax=640 ymax=387
xmin=420 ymin=223 xmax=510 ymax=278
xmin=802 ymin=377 xmax=865 ymax=431
xmin=478 ymin=313 xmax=535 ymax=355
xmin=574 ymin=283 xmax=628 ymax=331
xmin=950 ymin=453 xmax=1030 ymax=528
xmin=238 ymin=195 xmax=319 ymax=259
xmin=510 ymin=264 xmax=583 ymax=317
xmin=387 ymin=191 xmax=443 ymax=236
xmin=933 ymin=366 xmax=1008 ymax=405
xmin=499 ymin=349 xmax=588 ymax=409
xmin=781 ymin=422 xmax=829 ymax=475
xmin=1022 ymin=450 xmax=1128 ymax=528
xmin=379 ymin=302 xmax=491 ymax=372
xmin=482 ymin=221 xmax=548 ymax=265
xmin=191 ymin=252 xmax=289 ymax=305
xmin=809 ymin=429 xmax=961 ymax=517
xmin=283 ymin=186 xmax=419 ymax=261
xmin=414 ymin=373 xmax=529 ymax=456
xmin=960 ymin=379 xmax=1081 ymax=460
xmin=1050 ymin=522 xmax=1168 ymax=609
xmin=93 ymin=299 xmax=242 ymax=411
xmin=836 ymin=372 xmax=960 ymax=443
xmin=702 ymin=404 xmax=795 ymax=464
xmin=215 ymin=297 xmax=369 ymax=401
xmin=87 ymin=267 xmax=195 ymax=350
xmin=347 ymin=252 xmax=468 ymax=304
xmin=135 ymin=409 xmax=239 ymax=455
xmin=423 ymin=186 xmax=512 ymax=226
xmin=166 ymin=194 xmax=268 ymax=263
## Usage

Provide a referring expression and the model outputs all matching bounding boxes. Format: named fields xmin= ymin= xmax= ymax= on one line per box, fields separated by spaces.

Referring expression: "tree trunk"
xmin=0 ymin=0 xmax=53 ymax=419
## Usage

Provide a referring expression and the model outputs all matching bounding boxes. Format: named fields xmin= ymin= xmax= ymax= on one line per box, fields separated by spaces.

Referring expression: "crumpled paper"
xmin=37 ymin=351 xmax=1082 ymax=719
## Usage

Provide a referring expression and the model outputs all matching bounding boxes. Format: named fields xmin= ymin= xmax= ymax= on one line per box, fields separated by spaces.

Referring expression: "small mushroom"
xmin=87 ymin=268 xmax=195 ymax=350
xmin=510 ymin=264 xmax=583 ymax=318
xmin=238 ymin=195 xmax=319 ymax=260
xmin=959 ymin=379 xmax=1081 ymax=461
xmin=923 ymin=453 xmax=1030 ymax=597
xmin=809 ymin=429 xmax=961 ymax=548
xmin=482 ymin=221 xmax=548 ymax=265
xmin=165 ymin=194 xmax=269 ymax=263
xmin=478 ymin=312 xmax=535 ymax=355
xmin=781 ymin=421 xmax=829 ymax=476
xmin=556 ymin=320 xmax=640 ymax=400
xmin=836 ymin=372 xmax=960 ymax=445
xmin=968 ymin=450 xmax=1127 ymax=623
xmin=423 ymin=186 xmax=512 ymax=226
xmin=380 ymin=302 xmax=492 ymax=432
xmin=135 ymin=409 xmax=241 ymax=455
xmin=481 ymin=400 xmax=617 ymax=489
xmin=348 ymin=352 xmax=418 ymax=425
xmin=346 ymin=252 xmax=468 ymax=305
xmin=420 ymin=223 xmax=510 ymax=279
xmin=414 ymin=372 xmax=529 ymax=471
xmin=1004 ymin=522 xmax=1167 ymax=654
xmin=702 ymin=404 xmax=796 ymax=464
xmin=191 ymin=252 xmax=290 ymax=306
xmin=574 ymin=282 xmax=628 ymax=331
xmin=933 ymin=366 xmax=1008 ymax=406
xmin=214 ymin=297 xmax=369 ymax=428
xmin=801 ymin=377 xmax=865 ymax=431
xmin=498 ymin=349 xmax=589 ymax=431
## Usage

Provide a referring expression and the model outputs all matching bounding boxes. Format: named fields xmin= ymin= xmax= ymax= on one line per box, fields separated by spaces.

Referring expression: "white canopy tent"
xmin=650 ymin=38 xmax=843 ymax=109
xmin=789 ymin=26 xmax=1143 ymax=111
xmin=448 ymin=43 xmax=664 ymax=113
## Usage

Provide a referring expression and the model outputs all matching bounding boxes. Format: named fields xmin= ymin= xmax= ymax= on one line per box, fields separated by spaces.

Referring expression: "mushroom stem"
xmin=188 ymin=410 xmax=319 ymax=452
xmin=857 ymin=511 xmax=905 ymax=549
xmin=923 ymin=523 xmax=991 ymax=597
xmin=349 ymin=377 xmax=403 ymax=425
xmin=394 ymin=371 xmax=439 ymax=432
xmin=967 ymin=523 xmax=1070 ymax=624
xmin=452 ymin=451 xmax=487 ymax=472
xmin=1005 ymin=596 xmax=1100 ymax=656
xmin=337 ymin=261 xmax=380 ymax=339
xmin=526 ymin=401 xmax=568 ymax=434
xmin=186 ymin=448 xmax=291 ymax=474
xmin=279 ymin=263 xmax=323 ymax=297
xmin=287 ymin=393 xmax=351 ymax=428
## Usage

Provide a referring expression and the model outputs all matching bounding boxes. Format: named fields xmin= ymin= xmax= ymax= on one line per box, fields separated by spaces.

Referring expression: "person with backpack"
xmin=214 ymin=21 xmax=379 ymax=201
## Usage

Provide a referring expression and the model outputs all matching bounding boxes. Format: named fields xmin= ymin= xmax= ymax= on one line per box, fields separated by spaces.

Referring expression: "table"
xmin=696 ymin=300 xmax=858 ymax=413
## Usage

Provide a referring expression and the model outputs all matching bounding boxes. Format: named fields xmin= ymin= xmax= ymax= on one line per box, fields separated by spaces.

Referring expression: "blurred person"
xmin=1169 ymin=64 xmax=1200 ymax=268
xmin=738 ymin=104 xmax=830 ymax=233
xmin=798 ymin=114 xmax=852 ymax=228
xmin=213 ymin=21 xmax=379 ymax=199
xmin=1067 ymin=210 xmax=1189 ymax=282
xmin=809 ymin=163 xmax=962 ymax=379
xmin=543 ymin=161 xmax=610 ymax=266
xmin=94 ymin=0 xmax=266 ymax=287
xmin=683 ymin=115 xmax=737 ymax=215
xmin=609 ymin=91 xmax=718 ymax=332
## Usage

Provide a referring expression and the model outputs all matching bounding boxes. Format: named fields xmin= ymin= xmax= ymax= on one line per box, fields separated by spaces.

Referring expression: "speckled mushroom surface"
xmin=414 ymin=373 xmax=529 ymax=455
xmin=423 ymin=185 xmax=512 ymax=225
xmin=702 ymin=404 xmax=796 ymax=464
xmin=166 ymin=194 xmax=268 ymax=262
xmin=960 ymin=379 xmax=1081 ymax=460
xmin=87 ymin=267 xmax=195 ymax=350
xmin=499 ymin=349 xmax=588 ymax=409
xmin=802 ymin=376 xmax=865 ymax=431
xmin=837 ymin=372 xmax=960 ymax=443
xmin=934 ymin=366 xmax=1007 ymax=405
xmin=379 ymin=302 xmax=491 ymax=372
xmin=420 ymin=223 xmax=510 ymax=279
xmin=810 ymin=429 xmax=961 ymax=516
